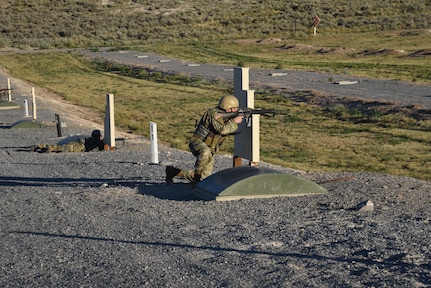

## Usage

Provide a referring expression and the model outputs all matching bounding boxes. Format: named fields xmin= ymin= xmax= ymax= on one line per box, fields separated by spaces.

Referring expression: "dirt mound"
xmin=287 ymin=90 xmax=431 ymax=121
xmin=317 ymin=47 xmax=355 ymax=54
xmin=358 ymin=49 xmax=406 ymax=56
xmin=398 ymin=29 xmax=431 ymax=36
xmin=233 ymin=38 xmax=283 ymax=45
xmin=278 ymin=43 xmax=314 ymax=51
xmin=408 ymin=49 xmax=431 ymax=58
xmin=256 ymin=38 xmax=283 ymax=44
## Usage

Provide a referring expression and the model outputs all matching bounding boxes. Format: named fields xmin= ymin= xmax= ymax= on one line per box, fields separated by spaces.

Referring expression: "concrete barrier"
xmin=193 ymin=166 xmax=327 ymax=201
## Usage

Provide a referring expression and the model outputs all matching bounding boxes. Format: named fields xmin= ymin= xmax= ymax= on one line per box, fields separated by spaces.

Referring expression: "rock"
xmin=356 ymin=200 xmax=374 ymax=212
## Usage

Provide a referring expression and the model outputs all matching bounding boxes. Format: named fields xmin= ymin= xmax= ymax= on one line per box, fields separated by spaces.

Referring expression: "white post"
xmin=312 ymin=14 xmax=320 ymax=36
xmin=24 ymin=99 xmax=29 ymax=117
xmin=32 ymin=87 xmax=37 ymax=120
xmin=150 ymin=121 xmax=159 ymax=164
xmin=7 ymin=78 xmax=11 ymax=101
xmin=104 ymin=93 xmax=116 ymax=149
xmin=233 ymin=67 xmax=259 ymax=167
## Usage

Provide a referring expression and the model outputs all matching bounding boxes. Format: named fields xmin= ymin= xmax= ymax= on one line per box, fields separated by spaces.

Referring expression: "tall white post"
xmin=233 ymin=67 xmax=259 ymax=167
xmin=313 ymin=14 xmax=320 ymax=36
xmin=32 ymin=87 xmax=37 ymax=120
xmin=104 ymin=93 xmax=116 ymax=149
xmin=150 ymin=121 xmax=159 ymax=164
xmin=7 ymin=78 xmax=11 ymax=101
xmin=24 ymin=99 xmax=29 ymax=117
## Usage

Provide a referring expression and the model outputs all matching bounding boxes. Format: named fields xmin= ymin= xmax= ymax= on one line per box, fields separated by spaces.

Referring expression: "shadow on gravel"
xmin=0 ymin=146 xmax=31 ymax=151
xmin=9 ymin=230 xmax=431 ymax=276
xmin=0 ymin=175 xmax=142 ymax=188
xmin=0 ymin=175 xmax=201 ymax=201
xmin=137 ymin=182 xmax=202 ymax=202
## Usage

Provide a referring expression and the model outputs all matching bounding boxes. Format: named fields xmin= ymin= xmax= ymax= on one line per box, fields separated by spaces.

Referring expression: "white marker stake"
xmin=104 ymin=93 xmax=116 ymax=148
xmin=24 ymin=99 xmax=29 ymax=117
xmin=32 ymin=87 xmax=37 ymax=120
xmin=150 ymin=121 xmax=159 ymax=164
xmin=7 ymin=78 xmax=11 ymax=101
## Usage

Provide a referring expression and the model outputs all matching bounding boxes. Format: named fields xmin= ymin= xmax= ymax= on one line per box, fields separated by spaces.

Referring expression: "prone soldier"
xmin=32 ymin=129 xmax=106 ymax=153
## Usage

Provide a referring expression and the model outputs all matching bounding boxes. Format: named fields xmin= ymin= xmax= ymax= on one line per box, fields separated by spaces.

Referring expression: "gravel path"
xmin=1 ymin=65 xmax=431 ymax=287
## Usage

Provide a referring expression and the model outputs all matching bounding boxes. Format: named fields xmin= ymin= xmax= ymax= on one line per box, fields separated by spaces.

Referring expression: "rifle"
xmin=0 ymin=88 xmax=12 ymax=100
xmin=219 ymin=108 xmax=289 ymax=126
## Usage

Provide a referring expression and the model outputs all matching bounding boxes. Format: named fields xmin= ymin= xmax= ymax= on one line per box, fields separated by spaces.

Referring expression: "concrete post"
xmin=233 ymin=67 xmax=259 ymax=167
xmin=150 ymin=121 xmax=159 ymax=164
xmin=7 ymin=78 xmax=11 ymax=101
xmin=234 ymin=67 xmax=249 ymax=95
xmin=32 ymin=87 xmax=37 ymax=120
xmin=24 ymin=99 xmax=29 ymax=117
xmin=55 ymin=114 xmax=62 ymax=137
xmin=104 ymin=93 xmax=115 ymax=149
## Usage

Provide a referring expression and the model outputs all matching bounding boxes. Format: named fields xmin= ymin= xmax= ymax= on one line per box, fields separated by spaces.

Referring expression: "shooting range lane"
xmin=81 ymin=49 xmax=431 ymax=109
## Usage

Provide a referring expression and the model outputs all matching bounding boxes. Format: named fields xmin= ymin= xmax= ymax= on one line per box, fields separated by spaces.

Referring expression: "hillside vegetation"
xmin=0 ymin=0 xmax=430 ymax=48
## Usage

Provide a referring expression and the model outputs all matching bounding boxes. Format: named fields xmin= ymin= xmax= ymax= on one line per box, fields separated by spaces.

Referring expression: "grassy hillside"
xmin=0 ymin=0 xmax=429 ymax=49
xmin=1 ymin=1 xmax=429 ymax=82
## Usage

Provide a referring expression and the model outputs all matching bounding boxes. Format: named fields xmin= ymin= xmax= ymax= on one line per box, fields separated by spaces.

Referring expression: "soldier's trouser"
xmin=47 ymin=142 xmax=86 ymax=153
xmin=184 ymin=141 xmax=214 ymax=182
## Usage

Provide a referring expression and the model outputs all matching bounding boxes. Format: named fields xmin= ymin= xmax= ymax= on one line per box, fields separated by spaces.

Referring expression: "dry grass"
xmin=140 ymin=30 xmax=431 ymax=83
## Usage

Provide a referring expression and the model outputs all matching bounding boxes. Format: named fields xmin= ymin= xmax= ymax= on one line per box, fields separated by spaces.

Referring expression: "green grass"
xmin=0 ymin=51 xmax=429 ymax=182
xmin=0 ymin=101 xmax=19 ymax=107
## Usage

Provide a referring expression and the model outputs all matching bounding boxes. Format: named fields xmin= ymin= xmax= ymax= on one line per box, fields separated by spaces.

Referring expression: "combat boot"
xmin=192 ymin=173 xmax=201 ymax=187
xmin=165 ymin=166 xmax=183 ymax=185
xmin=31 ymin=144 xmax=44 ymax=152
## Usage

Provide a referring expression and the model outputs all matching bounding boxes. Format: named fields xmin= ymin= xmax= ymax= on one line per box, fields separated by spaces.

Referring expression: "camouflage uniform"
xmin=49 ymin=141 xmax=87 ymax=153
xmin=32 ymin=139 xmax=86 ymax=153
xmin=32 ymin=131 xmax=105 ymax=153
xmin=180 ymin=106 xmax=239 ymax=182
xmin=165 ymin=95 xmax=242 ymax=185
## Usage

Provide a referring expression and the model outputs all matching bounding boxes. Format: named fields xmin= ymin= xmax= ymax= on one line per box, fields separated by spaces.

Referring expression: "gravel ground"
xmin=1 ymin=67 xmax=431 ymax=287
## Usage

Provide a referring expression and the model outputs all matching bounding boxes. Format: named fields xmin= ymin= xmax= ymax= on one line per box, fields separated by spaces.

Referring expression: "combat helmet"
xmin=91 ymin=129 xmax=101 ymax=138
xmin=218 ymin=95 xmax=239 ymax=110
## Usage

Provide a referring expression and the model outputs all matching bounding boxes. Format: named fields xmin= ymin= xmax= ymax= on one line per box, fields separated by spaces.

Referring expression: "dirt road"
xmin=82 ymin=49 xmax=431 ymax=109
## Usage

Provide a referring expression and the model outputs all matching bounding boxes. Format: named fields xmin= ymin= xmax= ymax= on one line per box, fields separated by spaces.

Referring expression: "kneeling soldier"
xmin=166 ymin=95 xmax=244 ymax=185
